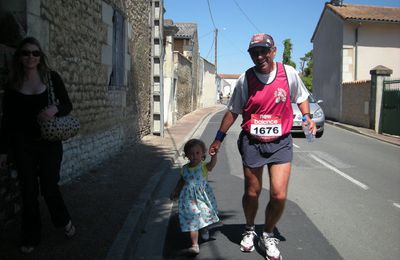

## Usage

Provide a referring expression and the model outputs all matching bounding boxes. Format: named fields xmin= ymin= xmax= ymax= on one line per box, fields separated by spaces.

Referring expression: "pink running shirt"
xmin=241 ymin=62 xmax=293 ymax=142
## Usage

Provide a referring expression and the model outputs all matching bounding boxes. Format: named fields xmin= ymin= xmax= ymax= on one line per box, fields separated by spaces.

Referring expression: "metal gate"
xmin=381 ymin=79 xmax=400 ymax=135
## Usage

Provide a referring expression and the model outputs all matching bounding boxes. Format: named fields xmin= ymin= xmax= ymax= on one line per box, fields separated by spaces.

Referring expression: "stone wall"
xmin=33 ymin=0 xmax=152 ymax=181
xmin=175 ymin=52 xmax=193 ymax=120
xmin=341 ymin=80 xmax=371 ymax=128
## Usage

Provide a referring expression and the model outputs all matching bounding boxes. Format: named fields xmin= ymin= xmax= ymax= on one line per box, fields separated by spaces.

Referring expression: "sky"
xmin=163 ymin=0 xmax=400 ymax=74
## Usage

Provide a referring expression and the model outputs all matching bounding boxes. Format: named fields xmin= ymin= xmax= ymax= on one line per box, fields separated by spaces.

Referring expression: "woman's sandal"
xmin=20 ymin=245 xmax=35 ymax=254
xmin=64 ymin=220 xmax=76 ymax=238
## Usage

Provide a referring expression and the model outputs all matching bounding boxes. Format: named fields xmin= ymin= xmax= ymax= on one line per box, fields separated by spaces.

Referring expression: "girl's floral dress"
xmin=178 ymin=162 xmax=219 ymax=232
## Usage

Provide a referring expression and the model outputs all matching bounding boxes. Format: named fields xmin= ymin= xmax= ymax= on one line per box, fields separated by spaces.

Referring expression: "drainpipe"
xmin=354 ymin=23 xmax=361 ymax=80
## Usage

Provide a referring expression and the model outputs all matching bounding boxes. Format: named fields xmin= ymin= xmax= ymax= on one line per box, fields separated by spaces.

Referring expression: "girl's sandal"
xmin=64 ymin=221 xmax=76 ymax=238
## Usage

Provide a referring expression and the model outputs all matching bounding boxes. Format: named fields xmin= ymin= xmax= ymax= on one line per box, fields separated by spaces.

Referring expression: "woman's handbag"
xmin=39 ymin=73 xmax=80 ymax=141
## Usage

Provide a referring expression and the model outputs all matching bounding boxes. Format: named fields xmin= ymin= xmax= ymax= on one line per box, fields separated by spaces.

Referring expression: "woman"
xmin=0 ymin=37 xmax=75 ymax=253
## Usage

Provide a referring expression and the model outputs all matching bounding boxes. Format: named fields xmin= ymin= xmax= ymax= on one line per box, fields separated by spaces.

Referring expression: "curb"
xmin=326 ymin=120 xmax=362 ymax=134
xmin=326 ymin=120 xmax=400 ymax=146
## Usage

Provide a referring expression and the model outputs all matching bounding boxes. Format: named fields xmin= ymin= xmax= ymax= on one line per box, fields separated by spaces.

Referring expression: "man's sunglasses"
xmin=249 ymin=48 xmax=271 ymax=56
xmin=21 ymin=50 xmax=41 ymax=57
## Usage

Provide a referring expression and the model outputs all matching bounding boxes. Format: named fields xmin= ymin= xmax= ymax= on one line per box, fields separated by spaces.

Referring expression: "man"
xmin=209 ymin=33 xmax=316 ymax=260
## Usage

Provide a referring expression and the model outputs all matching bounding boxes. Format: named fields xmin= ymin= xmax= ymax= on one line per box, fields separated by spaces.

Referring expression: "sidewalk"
xmin=0 ymin=104 xmax=225 ymax=260
xmin=0 ymin=106 xmax=398 ymax=260
xmin=326 ymin=120 xmax=400 ymax=146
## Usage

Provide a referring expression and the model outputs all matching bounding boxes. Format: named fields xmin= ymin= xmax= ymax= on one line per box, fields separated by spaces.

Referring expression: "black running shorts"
xmin=237 ymin=131 xmax=293 ymax=168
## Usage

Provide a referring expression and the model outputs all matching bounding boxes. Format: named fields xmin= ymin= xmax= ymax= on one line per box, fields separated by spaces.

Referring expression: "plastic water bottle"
xmin=302 ymin=116 xmax=315 ymax=142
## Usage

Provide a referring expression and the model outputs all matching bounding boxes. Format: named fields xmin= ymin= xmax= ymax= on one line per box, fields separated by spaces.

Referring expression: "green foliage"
xmin=282 ymin=39 xmax=296 ymax=69
xmin=300 ymin=50 xmax=313 ymax=76
xmin=300 ymin=50 xmax=313 ymax=91
xmin=301 ymin=75 xmax=313 ymax=92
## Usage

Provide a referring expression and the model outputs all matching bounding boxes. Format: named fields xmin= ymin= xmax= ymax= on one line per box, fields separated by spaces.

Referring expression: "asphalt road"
xmin=135 ymin=111 xmax=400 ymax=260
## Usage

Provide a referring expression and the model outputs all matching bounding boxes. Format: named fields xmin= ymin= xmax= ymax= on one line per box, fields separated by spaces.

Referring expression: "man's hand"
xmin=306 ymin=117 xmax=317 ymax=135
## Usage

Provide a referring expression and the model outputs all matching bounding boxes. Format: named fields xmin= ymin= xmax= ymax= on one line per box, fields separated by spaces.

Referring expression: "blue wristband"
xmin=215 ymin=130 xmax=226 ymax=142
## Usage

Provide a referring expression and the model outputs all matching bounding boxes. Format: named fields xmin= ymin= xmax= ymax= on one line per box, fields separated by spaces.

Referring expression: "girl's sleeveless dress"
xmin=178 ymin=162 xmax=219 ymax=232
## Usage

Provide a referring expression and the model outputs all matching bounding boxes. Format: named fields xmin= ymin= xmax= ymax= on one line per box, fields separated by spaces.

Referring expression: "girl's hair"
xmin=183 ymin=139 xmax=207 ymax=160
xmin=10 ymin=36 xmax=51 ymax=90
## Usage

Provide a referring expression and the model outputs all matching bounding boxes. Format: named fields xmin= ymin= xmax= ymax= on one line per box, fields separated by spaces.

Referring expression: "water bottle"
xmin=302 ymin=116 xmax=315 ymax=142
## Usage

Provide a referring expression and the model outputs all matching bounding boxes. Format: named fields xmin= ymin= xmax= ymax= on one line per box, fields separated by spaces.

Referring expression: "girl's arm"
xmin=170 ymin=177 xmax=184 ymax=200
xmin=206 ymin=153 xmax=217 ymax=172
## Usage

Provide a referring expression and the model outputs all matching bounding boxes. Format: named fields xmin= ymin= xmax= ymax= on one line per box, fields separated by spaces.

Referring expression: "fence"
xmin=381 ymin=79 xmax=400 ymax=135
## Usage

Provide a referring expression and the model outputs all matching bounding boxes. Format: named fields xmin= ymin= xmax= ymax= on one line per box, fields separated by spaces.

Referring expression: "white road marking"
xmin=293 ymin=143 xmax=300 ymax=148
xmin=309 ymin=154 xmax=369 ymax=190
xmin=393 ymin=202 xmax=400 ymax=209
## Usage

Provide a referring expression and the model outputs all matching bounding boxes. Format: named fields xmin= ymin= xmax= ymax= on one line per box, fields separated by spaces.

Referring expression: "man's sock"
xmin=245 ymin=224 xmax=255 ymax=231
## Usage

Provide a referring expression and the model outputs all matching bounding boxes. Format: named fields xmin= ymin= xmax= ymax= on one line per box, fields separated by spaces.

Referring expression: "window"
xmin=109 ymin=10 xmax=125 ymax=87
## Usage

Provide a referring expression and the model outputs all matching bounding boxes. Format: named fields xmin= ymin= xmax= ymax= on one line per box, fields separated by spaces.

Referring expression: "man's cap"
xmin=248 ymin=33 xmax=275 ymax=51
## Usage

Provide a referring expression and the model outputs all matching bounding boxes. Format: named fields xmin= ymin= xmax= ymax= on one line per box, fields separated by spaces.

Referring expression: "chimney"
xmin=330 ymin=0 xmax=343 ymax=6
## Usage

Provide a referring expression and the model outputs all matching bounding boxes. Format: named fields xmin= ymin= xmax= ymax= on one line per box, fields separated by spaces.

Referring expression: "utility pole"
xmin=214 ymin=28 xmax=218 ymax=74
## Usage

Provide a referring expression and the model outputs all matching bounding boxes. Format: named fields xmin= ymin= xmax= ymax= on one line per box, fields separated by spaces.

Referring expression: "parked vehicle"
xmin=291 ymin=94 xmax=325 ymax=138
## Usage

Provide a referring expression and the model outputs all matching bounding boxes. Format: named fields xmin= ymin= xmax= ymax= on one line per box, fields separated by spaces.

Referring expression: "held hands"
xmin=209 ymin=140 xmax=221 ymax=156
xmin=37 ymin=105 xmax=58 ymax=121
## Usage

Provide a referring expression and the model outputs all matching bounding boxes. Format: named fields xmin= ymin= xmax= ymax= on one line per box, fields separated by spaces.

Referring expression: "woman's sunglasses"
xmin=21 ymin=50 xmax=41 ymax=57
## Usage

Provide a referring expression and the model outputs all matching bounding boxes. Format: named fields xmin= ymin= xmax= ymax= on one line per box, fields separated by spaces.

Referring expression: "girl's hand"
xmin=0 ymin=154 xmax=8 ymax=169
xmin=170 ymin=191 xmax=178 ymax=201
xmin=37 ymin=105 xmax=58 ymax=121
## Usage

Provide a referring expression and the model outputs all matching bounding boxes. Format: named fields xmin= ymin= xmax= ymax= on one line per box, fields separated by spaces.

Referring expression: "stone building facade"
xmin=174 ymin=51 xmax=193 ymax=120
xmin=173 ymin=23 xmax=200 ymax=120
xmin=0 ymin=0 xmax=157 ymax=230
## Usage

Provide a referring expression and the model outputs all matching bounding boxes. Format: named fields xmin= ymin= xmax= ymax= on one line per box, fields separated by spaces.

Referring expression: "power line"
xmin=199 ymin=30 xmax=214 ymax=39
xmin=206 ymin=0 xmax=217 ymax=29
xmin=206 ymin=36 xmax=215 ymax=61
xmin=206 ymin=0 xmax=218 ymax=71
xmin=233 ymin=0 xmax=262 ymax=32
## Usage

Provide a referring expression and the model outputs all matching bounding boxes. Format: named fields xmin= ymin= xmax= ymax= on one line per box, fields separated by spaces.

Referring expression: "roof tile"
xmin=328 ymin=3 xmax=400 ymax=23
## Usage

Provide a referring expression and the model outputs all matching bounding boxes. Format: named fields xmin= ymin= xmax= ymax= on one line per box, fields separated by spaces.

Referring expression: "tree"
xmin=282 ymin=39 xmax=296 ymax=69
xmin=300 ymin=50 xmax=313 ymax=92
xmin=300 ymin=50 xmax=313 ymax=76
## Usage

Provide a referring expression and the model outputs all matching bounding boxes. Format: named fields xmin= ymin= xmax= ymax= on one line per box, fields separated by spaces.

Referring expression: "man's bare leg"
xmin=264 ymin=162 xmax=291 ymax=233
xmin=242 ymin=166 xmax=264 ymax=225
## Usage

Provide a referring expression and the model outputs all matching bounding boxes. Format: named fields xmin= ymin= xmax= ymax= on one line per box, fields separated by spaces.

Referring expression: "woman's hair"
xmin=183 ymin=138 xmax=207 ymax=160
xmin=10 ymin=36 xmax=50 ymax=89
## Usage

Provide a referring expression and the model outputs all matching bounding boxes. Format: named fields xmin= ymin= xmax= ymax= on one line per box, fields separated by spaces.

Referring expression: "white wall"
xmin=356 ymin=23 xmax=400 ymax=79
xmin=163 ymin=34 xmax=176 ymax=127
xmin=199 ymin=58 xmax=217 ymax=108
xmin=312 ymin=9 xmax=343 ymax=121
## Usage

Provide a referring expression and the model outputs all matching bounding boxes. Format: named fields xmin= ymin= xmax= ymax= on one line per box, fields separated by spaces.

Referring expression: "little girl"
xmin=170 ymin=138 xmax=219 ymax=255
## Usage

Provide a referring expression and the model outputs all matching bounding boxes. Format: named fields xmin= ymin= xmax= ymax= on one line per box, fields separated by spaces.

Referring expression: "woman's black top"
xmin=0 ymin=71 xmax=72 ymax=153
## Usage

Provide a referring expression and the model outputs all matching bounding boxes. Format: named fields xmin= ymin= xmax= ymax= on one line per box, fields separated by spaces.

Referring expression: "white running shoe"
xmin=259 ymin=234 xmax=282 ymax=260
xmin=240 ymin=230 xmax=257 ymax=252
xmin=187 ymin=244 xmax=200 ymax=255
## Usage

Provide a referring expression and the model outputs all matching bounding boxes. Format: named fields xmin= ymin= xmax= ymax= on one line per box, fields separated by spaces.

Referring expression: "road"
xmin=134 ymin=110 xmax=400 ymax=259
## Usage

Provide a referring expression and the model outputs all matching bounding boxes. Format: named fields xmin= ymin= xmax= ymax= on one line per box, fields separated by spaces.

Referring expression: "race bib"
xmin=250 ymin=114 xmax=282 ymax=137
